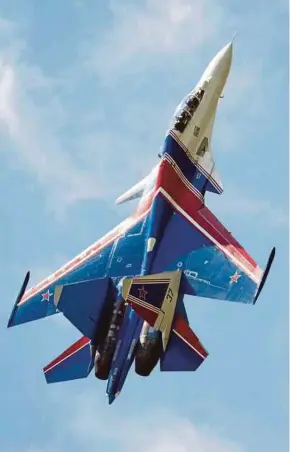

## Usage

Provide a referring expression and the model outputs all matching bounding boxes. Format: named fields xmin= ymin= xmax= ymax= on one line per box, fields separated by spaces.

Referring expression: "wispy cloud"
xmin=0 ymin=15 xmax=159 ymax=211
xmin=31 ymin=391 xmax=245 ymax=452
xmin=208 ymin=187 xmax=289 ymax=230
xmin=0 ymin=1 xmax=287 ymax=219
xmin=0 ymin=57 xmax=99 ymax=207
xmin=84 ymin=0 xmax=226 ymax=77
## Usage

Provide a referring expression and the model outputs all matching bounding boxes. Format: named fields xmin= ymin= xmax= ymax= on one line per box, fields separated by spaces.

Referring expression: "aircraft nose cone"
xmin=202 ymin=41 xmax=233 ymax=92
xmin=218 ymin=41 xmax=233 ymax=71
xmin=212 ymin=41 xmax=233 ymax=80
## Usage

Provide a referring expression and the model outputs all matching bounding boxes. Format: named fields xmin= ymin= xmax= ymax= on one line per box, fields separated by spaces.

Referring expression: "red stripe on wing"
xmin=43 ymin=336 xmax=90 ymax=373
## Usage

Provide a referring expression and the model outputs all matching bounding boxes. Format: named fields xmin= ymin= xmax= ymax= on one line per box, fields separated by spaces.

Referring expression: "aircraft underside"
xmin=7 ymin=40 xmax=275 ymax=405
xmin=92 ymin=298 xmax=162 ymax=381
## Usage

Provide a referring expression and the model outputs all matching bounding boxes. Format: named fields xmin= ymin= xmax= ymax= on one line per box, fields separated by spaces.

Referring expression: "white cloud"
xmin=5 ymin=388 xmax=246 ymax=451
xmin=0 ymin=60 xmax=100 ymax=208
xmin=208 ymin=188 xmax=289 ymax=230
xmin=121 ymin=417 xmax=244 ymax=452
xmin=56 ymin=392 xmax=245 ymax=452
xmin=84 ymin=0 xmax=226 ymax=77
xmin=0 ymin=16 xmax=158 ymax=212
xmin=0 ymin=2 xmax=287 ymax=217
xmin=0 ymin=63 xmax=17 ymax=132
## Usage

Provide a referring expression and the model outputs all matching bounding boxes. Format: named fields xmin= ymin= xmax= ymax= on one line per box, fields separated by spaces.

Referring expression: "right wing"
xmin=151 ymin=192 xmax=275 ymax=304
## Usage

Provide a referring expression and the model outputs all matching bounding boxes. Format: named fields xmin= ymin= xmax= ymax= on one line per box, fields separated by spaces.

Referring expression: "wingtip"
xmin=253 ymin=247 xmax=276 ymax=304
xmin=7 ymin=271 xmax=30 ymax=328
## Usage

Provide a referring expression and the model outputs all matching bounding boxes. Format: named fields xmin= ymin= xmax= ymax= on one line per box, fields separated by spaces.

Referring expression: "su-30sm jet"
xmin=7 ymin=41 xmax=275 ymax=404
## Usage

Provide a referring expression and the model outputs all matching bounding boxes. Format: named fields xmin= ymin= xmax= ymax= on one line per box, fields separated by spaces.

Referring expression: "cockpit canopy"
xmin=172 ymin=88 xmax=205 ymax=133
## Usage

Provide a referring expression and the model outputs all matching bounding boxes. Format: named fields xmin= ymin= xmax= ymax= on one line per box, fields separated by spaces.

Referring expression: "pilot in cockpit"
xmin=196 ymin=88 xmax=205 ymax=101
xmin=186 ymin=88 xmax=205 ymax=112
xmin=187 ymin=95 xmax=199 ymax=110
xmin=174 ymin=88 xmax=205 ymax=132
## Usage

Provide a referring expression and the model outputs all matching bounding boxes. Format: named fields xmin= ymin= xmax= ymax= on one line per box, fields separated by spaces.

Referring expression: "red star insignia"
xmin=41 ymin=289 xmax=53 ymax=302
xmin=230 ymin=271 xmax=241 ymax=283
xmin=138 ymin=285 xmax=148 ymax=301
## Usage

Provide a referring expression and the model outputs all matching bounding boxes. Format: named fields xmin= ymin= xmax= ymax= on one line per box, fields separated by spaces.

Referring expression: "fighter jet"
xmin=7 ymin=41 xmax=275 ymax=404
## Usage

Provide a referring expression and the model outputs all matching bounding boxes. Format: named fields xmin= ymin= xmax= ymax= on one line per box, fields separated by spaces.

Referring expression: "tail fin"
xmin=122 ymin=271 xmax=182 ymax=350
xmin=123 ymin=271 xmax=208 ymax=371
xmin=43 ymin=336 xmax=93 ymax=383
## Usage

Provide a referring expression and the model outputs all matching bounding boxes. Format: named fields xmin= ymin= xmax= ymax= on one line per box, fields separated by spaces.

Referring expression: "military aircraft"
xmin=7 ymin=41 xmax=275 ymax=404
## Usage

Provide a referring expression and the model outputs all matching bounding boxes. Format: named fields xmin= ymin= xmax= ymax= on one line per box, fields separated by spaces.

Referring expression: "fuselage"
xmin=9 ymin=40 xmax=273 ymax=404
xmin=9 ymin=41 xmax=233 ymax=404
xmin=104 ymin=42 xmax=233 ymax=403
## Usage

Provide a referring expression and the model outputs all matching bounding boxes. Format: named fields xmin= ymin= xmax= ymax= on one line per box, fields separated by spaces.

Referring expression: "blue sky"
xmin=0 ymin=0 xmax=288 ymax=451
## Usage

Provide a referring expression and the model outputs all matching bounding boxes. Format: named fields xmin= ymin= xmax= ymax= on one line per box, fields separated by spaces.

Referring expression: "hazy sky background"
xmin=0 ymin=1 xmax=288 ymax=451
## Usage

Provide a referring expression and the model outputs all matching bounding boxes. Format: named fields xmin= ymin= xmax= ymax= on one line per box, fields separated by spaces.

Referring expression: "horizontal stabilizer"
xmin=160 ymin=315 xmax=208 ymax=371
xmin=44 ymin=336 xmax=93 ymax=383
xmin=54 ymin=278 xmax=115 ymax=340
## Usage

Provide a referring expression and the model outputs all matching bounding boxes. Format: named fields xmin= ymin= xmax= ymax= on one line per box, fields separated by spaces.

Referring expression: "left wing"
xmin=7 ymin=210 xmax=149 ymax=328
